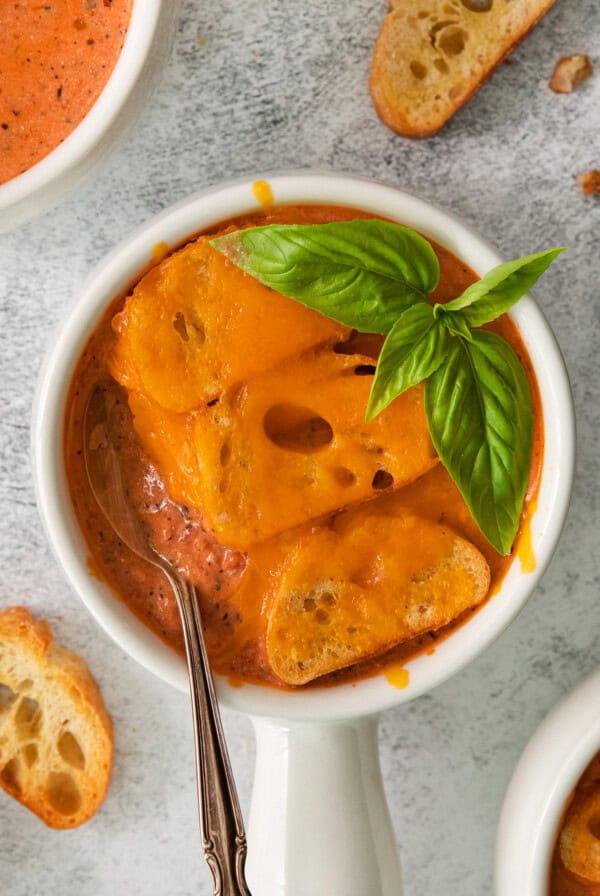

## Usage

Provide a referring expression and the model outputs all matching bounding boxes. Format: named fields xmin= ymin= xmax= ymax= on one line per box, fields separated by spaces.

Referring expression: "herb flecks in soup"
xmin=0 ymin=0 xmax=132 ymax=185
xmin=551 ymin=751 xmax=600 ymax=896
xmin=65 ymin=206 xmax=544 ymax=689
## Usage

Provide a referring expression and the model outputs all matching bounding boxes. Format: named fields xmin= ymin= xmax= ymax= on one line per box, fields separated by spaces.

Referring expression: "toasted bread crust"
xmin=370 ymin=0 xmax=557 ymax=138
xmin=0 ymin=607 xmax=113 ymax=828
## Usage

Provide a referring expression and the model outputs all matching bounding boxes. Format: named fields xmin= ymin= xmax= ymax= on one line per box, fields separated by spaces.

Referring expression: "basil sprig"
xmin=211 ymin=222 xmax=564 ymax=555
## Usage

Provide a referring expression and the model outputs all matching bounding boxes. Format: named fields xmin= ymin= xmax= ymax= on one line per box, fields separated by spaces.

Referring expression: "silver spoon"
xmin=83 ymin=383 xmax=252 ymax=896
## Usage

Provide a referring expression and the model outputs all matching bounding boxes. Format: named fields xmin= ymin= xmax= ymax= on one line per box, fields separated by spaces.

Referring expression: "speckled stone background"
xmin=1 ymin=1 xmax=599 ymax=894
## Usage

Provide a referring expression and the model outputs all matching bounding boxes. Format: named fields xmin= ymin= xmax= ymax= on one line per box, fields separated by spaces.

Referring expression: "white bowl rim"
xmin=496 ymin=667 xmax=600 ymax=895
xmin=0 ymin=0 xmax=163 ymax=210
xmin=32 ymin=171 xmax=576 ymax=722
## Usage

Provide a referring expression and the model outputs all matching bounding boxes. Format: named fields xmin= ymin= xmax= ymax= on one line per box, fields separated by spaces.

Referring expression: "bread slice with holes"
xmin=265 ymin=507 xmax=490 ymax=685
xmin=109 ymin=235 xmax=347 ymax=414
xmin=0 ymin=607 xmax=113 ymax=829
xmin=188 ymin=348 xmax=437 ymax=549
xmin=370 ymin=0 xmax=557 ymax=138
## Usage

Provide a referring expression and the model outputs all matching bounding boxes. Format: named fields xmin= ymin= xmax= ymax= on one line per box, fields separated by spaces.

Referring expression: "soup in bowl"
xmin=0 ymin=0 xmax=177 ymax=232
xmin=497 ymin=669 xmax=600 ymax=896
xmin=34 ymin=173 xmax=575 ymax=895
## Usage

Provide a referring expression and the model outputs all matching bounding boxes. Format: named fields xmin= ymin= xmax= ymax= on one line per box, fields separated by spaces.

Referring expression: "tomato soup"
xmin=550 ymin=750 xmax=600 ymax=895
xmin=64 ymin=205 xmax=543 ymax=689
xmin=0 ymin=0 xmax=132 ymax=185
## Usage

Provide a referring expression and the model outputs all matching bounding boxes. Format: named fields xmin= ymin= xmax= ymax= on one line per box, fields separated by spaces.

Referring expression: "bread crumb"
xmin=549 ymin=55 xmax=593 ymax=94
xmin=577 ymin=170 xmax=600 ymax=196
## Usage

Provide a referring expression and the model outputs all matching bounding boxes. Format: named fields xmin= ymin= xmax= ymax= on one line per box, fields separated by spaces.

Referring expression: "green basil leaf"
xmin=210 ymin=220 xmax=440 ymax=334
xmin=425 ymin=330 xmax=533 ymax=555
xmin=366 ymin=304 xmax=448 ymax=421
xmin=438 ymin=247 xmax=565 ymax=328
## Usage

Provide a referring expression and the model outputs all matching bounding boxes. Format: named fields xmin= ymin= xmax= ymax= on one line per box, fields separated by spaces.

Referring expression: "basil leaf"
xmin=211 ymin=220 xmax=440 ymax=334
xmin=366 ymin=304 xmax=449 ymax=421
xmin=425 ymin=330 xmax=533 ymax=555
xmin=437 ymin=247 xmax=564 ymax=328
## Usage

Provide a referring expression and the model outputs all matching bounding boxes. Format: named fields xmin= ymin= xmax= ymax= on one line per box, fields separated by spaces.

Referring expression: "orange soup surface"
xmin=550 ymin=750 xmax=600 ymax=896
xmin=0 ymin=0 xmax=132 ymax=185
xmin=64 ymin=205 xmax=543 ymax=689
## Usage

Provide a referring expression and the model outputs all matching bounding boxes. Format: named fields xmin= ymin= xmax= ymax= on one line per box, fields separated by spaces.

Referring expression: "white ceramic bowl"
xmin=0 ymin=0 xmax=178 ymax=233
xmin=496 ymin=668 xmax=600 ymax=896
xmin=33 ymin=173 xmax=575 ymax=895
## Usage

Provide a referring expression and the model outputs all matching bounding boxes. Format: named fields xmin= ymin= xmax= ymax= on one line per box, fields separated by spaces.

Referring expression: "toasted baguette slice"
xmin=370 ymin=0 xmax=557 ymax=138
xmin=0 ymin=607 xmax=113 ymax=829
xmin=109 ymin=235 xmax=346 ymax=414
xmin=266 ymin=508 xmax=490 ymax=685
xmin=129 ymin=346 xmax=437 ymax=550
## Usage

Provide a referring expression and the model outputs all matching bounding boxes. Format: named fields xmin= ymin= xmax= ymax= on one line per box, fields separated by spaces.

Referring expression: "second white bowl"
xmin=497 ymin=668 xmax=600 ymax=895
xmin=0 ymin=0 xmax=178 ymax=233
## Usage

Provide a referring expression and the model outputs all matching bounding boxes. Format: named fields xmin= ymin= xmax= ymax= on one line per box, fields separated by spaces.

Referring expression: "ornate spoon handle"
xmin=168 ymin=570 xmax=252 ymax=896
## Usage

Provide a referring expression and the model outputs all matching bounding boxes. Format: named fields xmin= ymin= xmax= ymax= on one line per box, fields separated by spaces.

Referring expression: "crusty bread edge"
xmin=369 ymin=0 xmax=558 ymax=138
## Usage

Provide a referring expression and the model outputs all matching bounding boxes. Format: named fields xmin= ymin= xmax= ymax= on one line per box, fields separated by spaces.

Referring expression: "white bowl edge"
xmin=496 ymin=667 xmax=600 ymax=895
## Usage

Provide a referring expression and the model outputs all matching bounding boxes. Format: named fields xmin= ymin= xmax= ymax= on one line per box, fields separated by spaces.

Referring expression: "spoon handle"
xmin=168 ymin=571 xmax=252 ymax=896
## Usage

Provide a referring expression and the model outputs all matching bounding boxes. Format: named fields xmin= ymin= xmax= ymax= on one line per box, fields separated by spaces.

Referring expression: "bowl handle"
xmin=246 ymin=714 xmax=402 ymax=895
